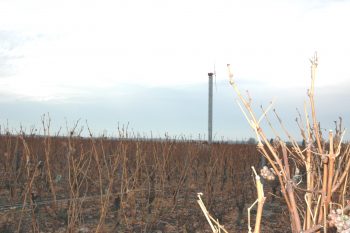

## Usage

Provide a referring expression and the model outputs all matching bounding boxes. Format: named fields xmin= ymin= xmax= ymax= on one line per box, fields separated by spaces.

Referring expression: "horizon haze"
xmin=1 ymin=0 xmax=350 ymax=140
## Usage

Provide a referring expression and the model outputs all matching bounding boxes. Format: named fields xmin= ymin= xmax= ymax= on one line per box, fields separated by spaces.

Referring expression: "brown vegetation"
xmin=0 ymin=128 xmax=277 ymax=233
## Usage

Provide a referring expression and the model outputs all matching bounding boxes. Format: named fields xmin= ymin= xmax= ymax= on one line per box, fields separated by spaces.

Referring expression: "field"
xmin=0 ymin=132 xmax=292 ymax=233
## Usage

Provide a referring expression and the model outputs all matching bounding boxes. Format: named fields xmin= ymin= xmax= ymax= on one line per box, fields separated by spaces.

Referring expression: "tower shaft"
xmin=208 ymin=72 xmax=213 ymax=144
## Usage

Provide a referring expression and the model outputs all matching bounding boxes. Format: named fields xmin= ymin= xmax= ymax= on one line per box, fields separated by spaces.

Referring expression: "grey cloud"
xmin=243 ymin=83 xmax=350 ymax=140
xmin=0 ymin=81 xmax=349 ymax=140
xmin=0 ymin=30 xmax=25 ymax=50
xmin=0 ymin=30 xmax=40 ymax=78
xmin=0 ymin=31 xmax=23 ymax=78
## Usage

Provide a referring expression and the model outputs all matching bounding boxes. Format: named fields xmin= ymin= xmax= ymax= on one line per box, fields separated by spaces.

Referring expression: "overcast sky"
xmin=0 ymin=0 xmax=350 ymax=140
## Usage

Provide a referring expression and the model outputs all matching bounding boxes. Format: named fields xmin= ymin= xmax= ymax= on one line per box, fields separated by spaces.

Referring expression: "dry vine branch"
xmin=197 ymin=167 xmax=265 ymax=233
xmin=42 ymin=114 xmax=57 ymax=209
xmin=249 ymin=167 xmax=265 ymax=233
xmin=226 ymin=53 xmax=349 ymax=233
xmin=197 ymin=192 xmax=229 ymax=233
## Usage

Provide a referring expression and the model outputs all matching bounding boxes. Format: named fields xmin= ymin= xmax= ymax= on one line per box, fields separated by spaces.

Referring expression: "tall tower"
xmin=208 ymin=72 xmax=214 ymax=144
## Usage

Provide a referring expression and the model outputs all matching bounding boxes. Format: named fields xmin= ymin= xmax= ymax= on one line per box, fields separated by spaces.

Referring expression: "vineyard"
xmin=1 ymin=55 xmax=349 ymax=233
xmin=0 ymin=128 xmax=292 ymax=233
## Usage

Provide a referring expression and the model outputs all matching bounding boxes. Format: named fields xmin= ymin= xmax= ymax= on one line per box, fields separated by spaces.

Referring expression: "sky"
xmin=0 ymin=0 xmax=350 ymax=140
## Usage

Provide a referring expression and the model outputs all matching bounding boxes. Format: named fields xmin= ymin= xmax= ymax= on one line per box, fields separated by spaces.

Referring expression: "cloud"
xmin=0 ymin=0 xmax=350 ymax=140
xmin=0 ymin=31 xmax=26 ymax=77
xmin=0 ymin=77 xmax=349 ymax=140
xmin=1 ymin=0 xmax=350 ymax=95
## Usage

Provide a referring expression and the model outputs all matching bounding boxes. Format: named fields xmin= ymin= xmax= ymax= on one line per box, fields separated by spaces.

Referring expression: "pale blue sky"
xmin=0 ymin=0 xmax=350 ymax=139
